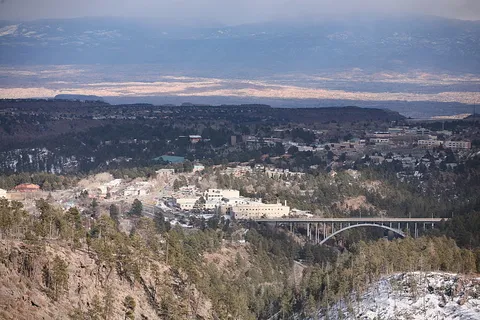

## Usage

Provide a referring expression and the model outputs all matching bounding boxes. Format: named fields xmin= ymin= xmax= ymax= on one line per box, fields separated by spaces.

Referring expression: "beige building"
xmin=175 ymin=197 xmax=200 ymax=210
xmin=229 ymin=201 xmax=290 ymax=220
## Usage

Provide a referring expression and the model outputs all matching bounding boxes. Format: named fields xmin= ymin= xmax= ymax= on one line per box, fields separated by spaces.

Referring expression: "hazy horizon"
xmin=1 ymin=0 xmax=480 ymax=25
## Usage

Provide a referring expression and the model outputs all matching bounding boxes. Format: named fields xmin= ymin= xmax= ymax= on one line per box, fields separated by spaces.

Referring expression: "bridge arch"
xmin=320 ymin=223 xmax=405 ymax=245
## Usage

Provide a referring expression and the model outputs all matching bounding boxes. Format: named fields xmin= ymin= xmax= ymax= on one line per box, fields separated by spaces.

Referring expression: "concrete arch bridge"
xmin=254 ymin=217 xmax=445 ymax=245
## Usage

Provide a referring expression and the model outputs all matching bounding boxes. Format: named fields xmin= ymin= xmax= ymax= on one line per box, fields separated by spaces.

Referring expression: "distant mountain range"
xmin=54 ymin=94 xmax=104 ymax=102
xmin=1 ymin=16 xmax=480 ymax=75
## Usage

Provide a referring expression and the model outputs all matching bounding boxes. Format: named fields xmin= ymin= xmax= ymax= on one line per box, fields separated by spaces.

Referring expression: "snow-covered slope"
xmin=328 ymin=272 xmax=480 ymax=320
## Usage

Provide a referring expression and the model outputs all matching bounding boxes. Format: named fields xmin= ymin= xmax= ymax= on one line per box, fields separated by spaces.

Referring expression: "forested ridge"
xmin=1 ymin=195 xmax=480 ymax=319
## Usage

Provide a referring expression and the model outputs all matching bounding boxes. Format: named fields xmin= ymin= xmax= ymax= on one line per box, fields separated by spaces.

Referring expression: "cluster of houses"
xmin=365 ymin=150 xmax=461 ymax=172
xmin=218 ymin=164 xmax=306 ymax=179
xmin=367 ymin=127 xmax=472 ymax=150
xmin=86 ymin=179 xmax=154 ymax=199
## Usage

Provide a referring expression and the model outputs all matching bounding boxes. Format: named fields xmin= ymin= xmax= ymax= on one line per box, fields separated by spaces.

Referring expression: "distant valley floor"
xmin=1 ymin=65 xmax=479 ymax=118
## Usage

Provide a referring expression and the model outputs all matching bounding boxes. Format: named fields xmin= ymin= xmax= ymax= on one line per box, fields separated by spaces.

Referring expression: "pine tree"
xmin=123 ymin=295 xmax=136 ymax=320
xmin=109 ymin=204 xmax=120 ymax=225
xmin=129 ymin=199 xmax=143 ymax=216
xmin=52 ymin=255 xmax=69 ymax=300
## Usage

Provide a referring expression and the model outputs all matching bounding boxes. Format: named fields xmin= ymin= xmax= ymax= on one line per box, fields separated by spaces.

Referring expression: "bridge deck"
xmin=254 ymin=217 xmax=445 ymax=223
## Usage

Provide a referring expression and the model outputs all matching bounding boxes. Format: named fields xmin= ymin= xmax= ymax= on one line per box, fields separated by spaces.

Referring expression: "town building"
xmin=175 ymin=197 xmax=200 ymax=210
xmin=418 ymin=140 xmax=443 ymax=148
xmin=444 ymin=141 xmax=472 ymax=149
xmin=156 ymin=169 xmax=176 ymax=177
xmin=416 ymin=128 xmax=431 ymax=135
xmin=123 ymin=182 xmax=151 ymax=197
xmin=189 ymin=135 xmax=202 ymax=143
xmin=265 ymin=168 xmax=305 ymax=178
xmin=0 ymin=188 xmax=7 ymax=198
xmin=388 ymin=127 xmax=406 ymax=135
xmin=204 ymin=189 xmax=240 ymax=201
xmin=14 ymin=184 xmax=40 ymax=192
xmin=222 ymin=166 xmax=253 ymax=177
xmin=193 ymin=164 xmax=205 ymax=173
xmin=177 ymin=185 xmax=199 ymax=197
xmin=370 ymin=138 xmax=390 ymax=144
xmin=297 ymin=145 xmax=315 ymax=152
xmin=228 ymin=201 xmax=290 ymax=219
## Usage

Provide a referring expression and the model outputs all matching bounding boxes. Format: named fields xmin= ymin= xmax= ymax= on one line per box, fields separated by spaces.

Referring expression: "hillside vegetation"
xmin=0 ymin=196 xmax=479 ymax=319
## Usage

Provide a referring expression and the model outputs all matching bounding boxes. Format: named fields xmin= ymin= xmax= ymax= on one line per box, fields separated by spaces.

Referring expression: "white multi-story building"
xmin=0 ymin=188 xmax=7 ymax=199
xmin=444 ymin=141 xmax=471 ymax=149
xmin=418 ymin=140 xmax=443 ymax=148
xmin=204 ymin=189 xmax=240 ymax=201
xmin=124 ymin=186 xmax=150 ymax=197
xmin=298 ymin=145 xmax=314 ymax=152
xmin=193 ymin=164 xmax=205 ymax=172
xmin=265 ymin=168 xmax=305 ymax=178
xmin=370 ymin=138 xmax=390 ymax=144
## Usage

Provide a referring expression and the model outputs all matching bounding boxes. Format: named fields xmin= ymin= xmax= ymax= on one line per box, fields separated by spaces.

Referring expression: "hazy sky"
xmin=1 ymin=0 xmax=480 ymax=24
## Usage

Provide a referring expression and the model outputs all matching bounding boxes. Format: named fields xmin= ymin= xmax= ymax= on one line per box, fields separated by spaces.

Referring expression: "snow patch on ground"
xmin=327 ymin=272 xmax=480 ymax=320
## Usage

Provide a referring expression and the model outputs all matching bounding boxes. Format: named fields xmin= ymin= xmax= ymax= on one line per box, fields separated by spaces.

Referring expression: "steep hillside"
xmin=0 ymin=197 xmax=300 ymax=319
xmin=0 ymin=237 xmax=293 ymax=320
xmin=328 ymin=272 xmax=480 ymax=320
xmin=0 ymin=240 xmax=168 ymax=319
